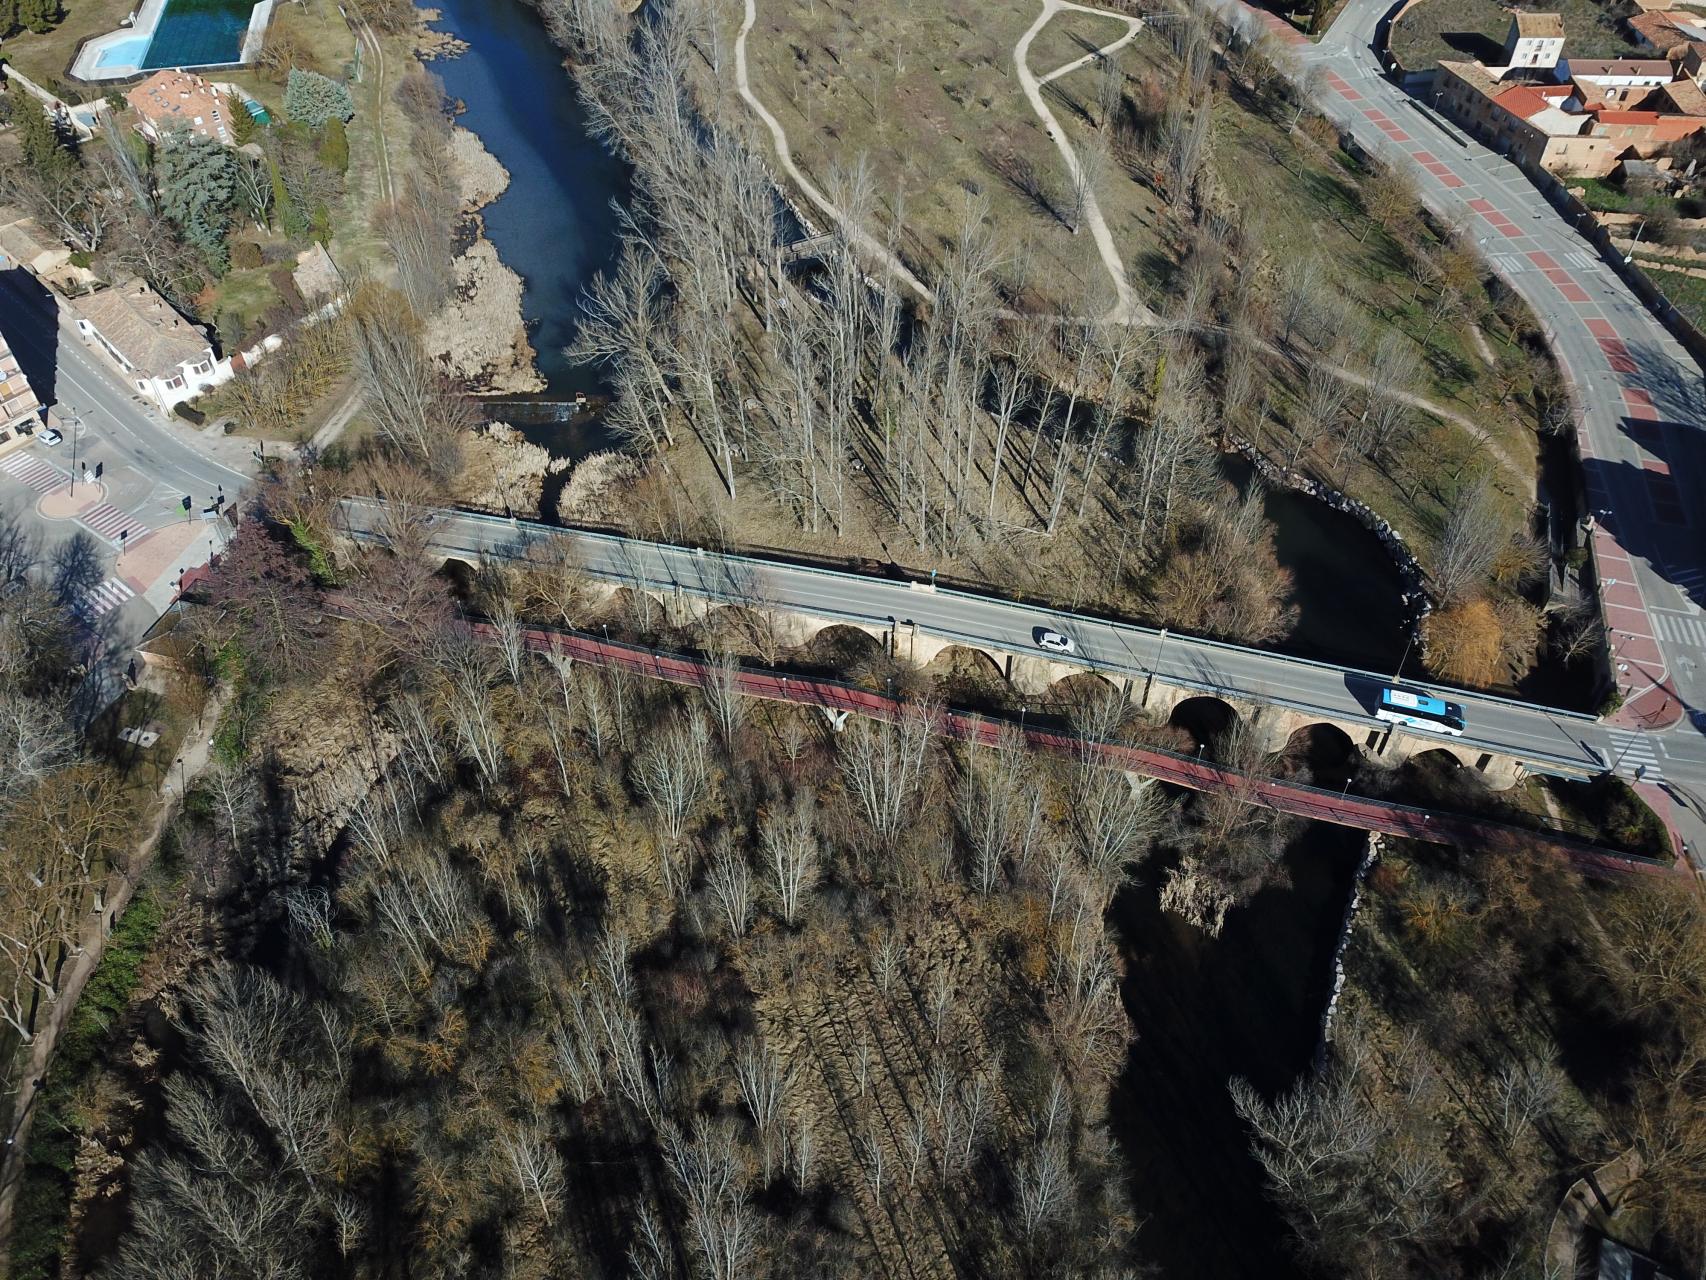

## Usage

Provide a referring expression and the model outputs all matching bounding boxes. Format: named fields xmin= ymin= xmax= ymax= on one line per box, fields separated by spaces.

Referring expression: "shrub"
xmin=284 ymin=68 xmax=354 ymax=128
xmin=318 ymin=116 xmax=349 ymax=174
xmin=230 ymin=239 xmax=264 ymax=269
xmin=226 ymin=91 xmax=258 ymax=144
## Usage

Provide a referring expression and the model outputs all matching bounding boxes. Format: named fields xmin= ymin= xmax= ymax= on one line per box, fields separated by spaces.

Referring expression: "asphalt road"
xmin=1204 ymin=0 xmax=1706 ymax=856
xmin=343 ymin=500 xmax=1673 ymax=782
xmin=0 ymin=270 xmax=251 ymax=669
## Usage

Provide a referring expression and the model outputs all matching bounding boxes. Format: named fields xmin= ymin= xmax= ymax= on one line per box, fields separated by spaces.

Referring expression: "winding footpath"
xmin=733 ymin=0 xmax=936 ymax=305
xmin=1013 ymin=0 xmax=1155 ymax=323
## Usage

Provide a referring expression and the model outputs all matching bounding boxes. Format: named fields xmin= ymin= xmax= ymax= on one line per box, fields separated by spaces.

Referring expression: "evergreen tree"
xmin=15 ymin=100 xmax=72 ymax=176
xmin=17 ymin=0 xmax=60 ymax=34
xmin=156 ymin=129 xmax=240 ymax=272
xmin=283 ymin=68 xmax=354 ymax=128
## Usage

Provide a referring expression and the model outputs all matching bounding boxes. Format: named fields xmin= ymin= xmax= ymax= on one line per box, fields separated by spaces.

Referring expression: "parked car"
xmin=39 ymin=428 xmax=63 ymax=446
xmin=1033 ymin=627 xmax=1076 ymax=655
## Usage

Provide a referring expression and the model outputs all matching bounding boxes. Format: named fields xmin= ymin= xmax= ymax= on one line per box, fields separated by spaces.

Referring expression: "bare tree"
xmin=633 ymin=712 xmax=712 ymax=891
xmin=705 ymin=837 xmax=754 ymax=938
xmin=839 ymin=702 xmax=936 ymax=849
xmin=761 ymin=792 xmax=820 ymax=925
xmin=1433 ymin=474 xmax=1507 ymax=604
xmin=499 ymin=1115 xmax=566 ymax=1225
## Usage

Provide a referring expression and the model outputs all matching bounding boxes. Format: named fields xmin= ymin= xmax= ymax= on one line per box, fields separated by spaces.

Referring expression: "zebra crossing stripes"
xmin=1652 ymin=610 xmax=1706 ymax=649
xmin=0 ymin=452 xmax=66 ymax=494
xmin=1604 ymin=730 xmax=1663 ymax=782
xmin=79 ymin=502 xmax=147 ymax=544
xmin=76 ymin=578 xmax=134 ymax=620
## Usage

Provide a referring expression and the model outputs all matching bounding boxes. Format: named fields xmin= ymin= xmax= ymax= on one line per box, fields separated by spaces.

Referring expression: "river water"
xmin=427 ymin=6 xmax=1409 ymax=668
xmin=427 ymin=0 xmax=628 ymax=398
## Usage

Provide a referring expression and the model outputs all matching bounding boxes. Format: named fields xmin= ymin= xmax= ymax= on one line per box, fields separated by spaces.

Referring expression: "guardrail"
xmin=339 ymin=498 xmax=1607 ymax=779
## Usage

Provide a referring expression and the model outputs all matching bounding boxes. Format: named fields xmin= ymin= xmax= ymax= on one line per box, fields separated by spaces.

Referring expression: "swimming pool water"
xmin=140 ymin=0 xmax=256 ymax=70
xmin=95 ymin=35 xmax=149 ymax=68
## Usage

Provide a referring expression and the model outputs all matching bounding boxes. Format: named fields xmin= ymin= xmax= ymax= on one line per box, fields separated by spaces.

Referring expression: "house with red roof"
xmin=1435 ymin=18 xmax=1706 ymax=178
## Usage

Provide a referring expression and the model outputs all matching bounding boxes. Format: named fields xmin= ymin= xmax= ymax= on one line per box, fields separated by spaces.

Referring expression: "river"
xmin=427 ymin=0 xmax=628 ymax=400
xmin=426 ymin=6 xmax=1411 ymax=668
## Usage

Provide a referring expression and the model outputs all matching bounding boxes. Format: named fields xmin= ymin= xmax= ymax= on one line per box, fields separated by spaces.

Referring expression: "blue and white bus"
xmin=1375 ymin=686 xmax=1466 ymax=736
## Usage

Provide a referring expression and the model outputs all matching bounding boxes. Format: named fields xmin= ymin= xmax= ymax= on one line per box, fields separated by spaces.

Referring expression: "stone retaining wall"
xmin=1230 ymin=437 xmax=1432 ymax=631
xmin=1315 ymin=832 xmax=1382 ymax=1070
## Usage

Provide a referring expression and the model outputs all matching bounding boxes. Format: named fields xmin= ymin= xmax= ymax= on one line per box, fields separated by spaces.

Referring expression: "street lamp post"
xmin=1393 ymin=631 xmax=1415 ymax=683
xmin=1142 ymin=627 xmax=1168 ymax=707
xmin=1623 ymin=218 xmax=1646 ymax=264
xmin=66 ymin=408 xmax=82 ymax=496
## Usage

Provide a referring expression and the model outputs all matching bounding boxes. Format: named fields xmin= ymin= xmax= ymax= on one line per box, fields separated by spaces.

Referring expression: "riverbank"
xmin=421 ymin=118 xmax=546 ymax=394
xmin=425 ymin=0 xmax=630 ymax=397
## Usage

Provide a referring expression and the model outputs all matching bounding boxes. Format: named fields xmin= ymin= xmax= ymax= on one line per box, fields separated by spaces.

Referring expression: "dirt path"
xmin=1014 ymin=0 xmax=1154 ymax=324
xmin=0 ymin=686 xmax=228 ymax=1271
xmin=730 ymin=0 xmax=1516 ymax=464
xmin=734 ymin=0 xmax=936 ymax=306
xmin=353 ymin=13 xmax=395 ymax=206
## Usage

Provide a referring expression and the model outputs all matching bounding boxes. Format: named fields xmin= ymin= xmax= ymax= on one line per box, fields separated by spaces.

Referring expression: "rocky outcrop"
xmin=452 ymin=421 xmax=568 ymax=518
xmin=558 ymin=450 xmax=643 ymax=522
xmin=420 ymin=122 xmax=545 ymax=394
xmin=450 ymin=124 xmax=509 ymax=208
xmin=424 ymin=233 xmax=545 ymax=393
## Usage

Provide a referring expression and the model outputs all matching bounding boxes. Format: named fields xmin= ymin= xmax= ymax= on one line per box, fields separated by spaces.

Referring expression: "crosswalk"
xmin=79 ymin=502 xmax=147 ymax=544
xmin=75 ymin=577 xmax=134 ymax=620
xmin=0 ymin=451 xmax=67 ymax=494
xmin=1653 ymin=610 xmax=1706 ymax=649
xmin=1604 ymin=729 xmax=1664 ymax=782
xmin=1 ymin=451 xmax=150 ymax=546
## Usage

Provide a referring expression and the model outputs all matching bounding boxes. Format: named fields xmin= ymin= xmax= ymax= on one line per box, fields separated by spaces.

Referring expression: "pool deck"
xmin=69 ymin=0 xmax=273 ymax=83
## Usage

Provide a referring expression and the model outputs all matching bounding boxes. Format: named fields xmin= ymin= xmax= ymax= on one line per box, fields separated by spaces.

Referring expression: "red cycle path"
xmin=486 ymin=623 xmax=1676 ymax=881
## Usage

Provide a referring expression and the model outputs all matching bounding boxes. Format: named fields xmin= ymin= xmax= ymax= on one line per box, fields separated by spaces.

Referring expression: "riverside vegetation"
xmin=1 ymin=467 xmax=1701 ymax=1277
xmin=3 ymin=0 xmax=1702 ymax=1275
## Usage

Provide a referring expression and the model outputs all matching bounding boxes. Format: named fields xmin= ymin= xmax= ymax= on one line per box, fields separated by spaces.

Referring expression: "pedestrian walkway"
xmin=74 ymin=577 xmax=135 ymax=620
xmin=0 ymin=451 xmax=66 ymax=494
xmin=1605 ymin=728 xmax=1663 ymax=781
xmin=78 ymin=501 xmax=148 ymax=545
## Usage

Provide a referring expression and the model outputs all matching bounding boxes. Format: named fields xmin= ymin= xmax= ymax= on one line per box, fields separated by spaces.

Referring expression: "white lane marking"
xmin=76 ymin=577 xmax=135 ymax=619
xmin=1653 ymin=610 xmax=1706 ymax=648
xmin=1605 ymin=729 xmax=1663 ymax=781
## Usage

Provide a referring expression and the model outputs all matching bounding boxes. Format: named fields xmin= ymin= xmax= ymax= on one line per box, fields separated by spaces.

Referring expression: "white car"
xmin=1034 ymin=627 xmax=1076 ymax=655
xmin=39 ymin=428 xmax=63 ymax=446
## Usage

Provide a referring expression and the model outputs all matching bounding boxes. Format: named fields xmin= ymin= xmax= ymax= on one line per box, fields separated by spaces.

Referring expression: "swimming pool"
xmin=140 ymin=0 xmax=257 ymax=69
xmin=73 ymin=0 xmax=272 ymax=81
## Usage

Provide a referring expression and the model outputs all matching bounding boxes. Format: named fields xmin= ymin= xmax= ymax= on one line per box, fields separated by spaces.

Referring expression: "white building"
xmin=1505 ymin=13 xmax=1566 ymax=71
xmin=70 ymin=279 xmax=228 ymax=413
xmin=1560 ymin=57 xmax=1677 ymax=89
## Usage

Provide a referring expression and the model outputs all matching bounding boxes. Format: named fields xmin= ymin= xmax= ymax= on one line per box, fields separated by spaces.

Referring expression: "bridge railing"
xmin=468 ymin=616 xmax=1673 ymax=875
xmin=339 ymin=498 xmax=1605 ymax=778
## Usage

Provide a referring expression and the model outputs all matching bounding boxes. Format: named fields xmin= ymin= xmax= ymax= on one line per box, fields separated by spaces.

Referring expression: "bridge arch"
xmin=1283 ymin=722 xmax=1362 ymax=778
xmin=795 ymin=622 xmax=888 ymax=670
xmin=1041 ymin=671 xmax=1124 ymax=716
xmin=1168 ymin=695 xmax=1240 ymax=748
xmin=924 ymin=644 xmax=1005 ymax=684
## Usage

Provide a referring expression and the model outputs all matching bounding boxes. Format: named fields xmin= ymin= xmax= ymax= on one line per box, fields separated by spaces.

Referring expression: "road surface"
xmin=342 ymin=499 xmax=1706 ymax=849
xmin=1208 ymin=0 xmax=1706 ymax=860
xmin=0 ymin=269 xmax=251 ymax=686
